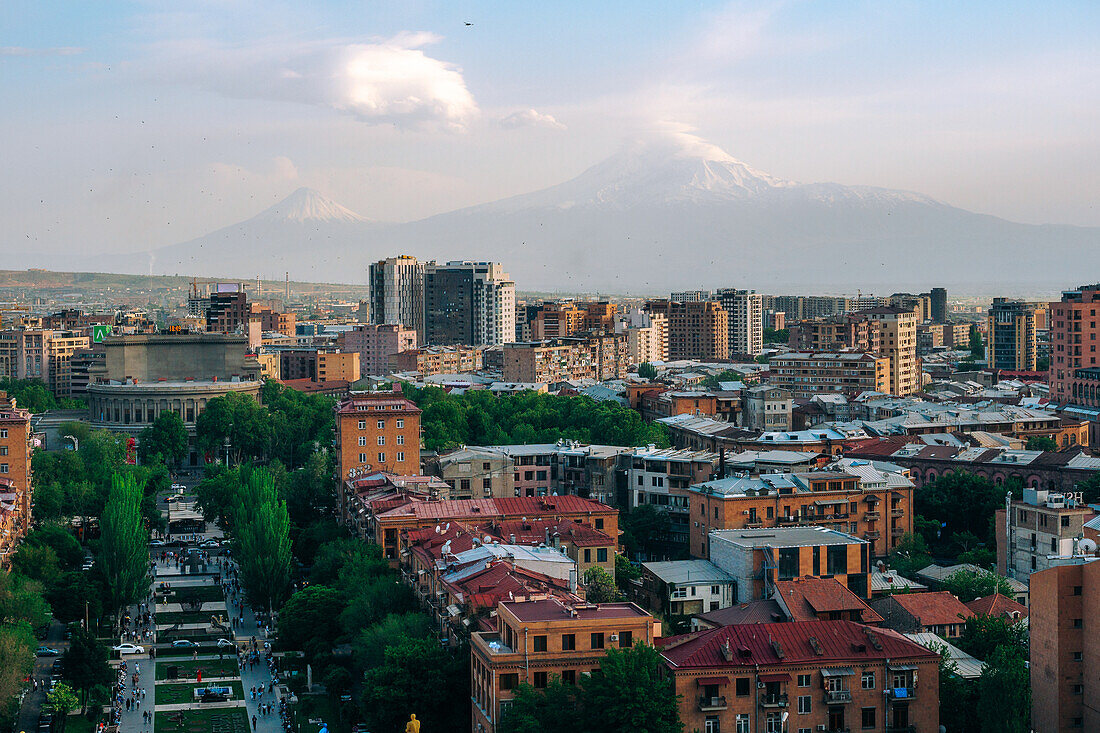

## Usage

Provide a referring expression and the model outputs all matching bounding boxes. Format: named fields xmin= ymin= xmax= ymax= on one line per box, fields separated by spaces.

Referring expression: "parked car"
xmin=171 ymin=640 xmax=198 ymax=648
xmin=112 ymin=643 xmax=145 ymax=654
xmin=216 ymin=638 xmax=234 ymax=648
xmin=149 ymin=539 xmax=165 ymax=547
xmin=199 ymin=540 xmax=221 ymax=549
xmin=170 ymin=483 xmax=186 ymax=491
xmin=35 ymin=646 xmax=60 ymax=657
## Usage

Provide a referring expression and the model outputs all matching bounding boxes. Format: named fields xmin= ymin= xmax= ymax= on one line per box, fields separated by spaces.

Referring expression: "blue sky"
xmin=2 ymin=0 xmax=1098 ymax=256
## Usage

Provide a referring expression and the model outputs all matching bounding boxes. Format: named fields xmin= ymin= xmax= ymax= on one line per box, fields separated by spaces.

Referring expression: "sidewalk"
xmin=226 ymin=581 xmax=284 ymax=733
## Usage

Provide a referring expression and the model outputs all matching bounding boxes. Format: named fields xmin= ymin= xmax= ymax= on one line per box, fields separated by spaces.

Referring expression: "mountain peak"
xmin=253 ymin=187 xmax=367 ymax=224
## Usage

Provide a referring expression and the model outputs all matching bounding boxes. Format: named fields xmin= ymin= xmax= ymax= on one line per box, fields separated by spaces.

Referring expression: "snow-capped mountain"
xmin=121 ymin=134 xmax=1100 ymax=289
xmin=252 ymin=187 xmax=367 ymax=224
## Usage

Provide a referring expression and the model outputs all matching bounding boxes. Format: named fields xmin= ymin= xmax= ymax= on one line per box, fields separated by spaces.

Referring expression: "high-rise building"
xmin=854 ymin=307 xmax=920 ymax=395
xmin=645 ymin=300 xmax=728 ymax=361
xmin=205 ymin=283 xmax=250 ymax=333
xmin=423 ymin=261 xmax=515 ymax=346
xmin=930 ymin=287 xmax=948 ymax=322
xmin=1049 ymin=285 xmax=1100 ymax=406
xmin=0 ymin=395 xmax=33 ymax=564
xmin=615 ymin=310 xmax=668 ymax=365
xmin=997 ymin=487 xmax=1093 ymax=583
xmin=368 ymin=255 xmax=425 ymax=341
xmin=1030 ymin=556 xmax=1100 ymax=732
xmin=717 ymin=288 xmax=763 ymax=356
xmin=988 ymin=298 xmax=1040 ymax=371
xmin=670 ymin=290 xmax=712 ymax=303
xmin=338 ymin=323 xmax=417 ymax=377
xmin=769 ymin=352 xmax=890 ymax=398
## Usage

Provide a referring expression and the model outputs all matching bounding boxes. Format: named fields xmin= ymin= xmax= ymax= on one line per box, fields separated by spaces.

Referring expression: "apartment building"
xmin=769 ymin=352 xmax=890 ymax=398
xmin=251 ymin=306 xmax=296 ymax=337
xmin=204 ymin=283 xmax=250 ymax=333
xmin=338 ymin=323 xmax=417 ymax=377
xmin=0 ymin=328 xmax=91 ymax=398
xmin=988 ymin=298 xmax=1040 ymax=371
xmin=501 ymin=334 xmax=626 ymax=384
xmin=277 ymin=348 xmax=360 ymax=382
xmin=424 ymin=261 xmax=516 ymax=347
xmin=615 ymin=309 xmax=668 ymax=365
xmin=391 ymin=345 xmax=482 ymax=375
xmin=996 ymin=486 xmax=1095 ymax=583
xmin=335 ymin=389 xmax=421 ymax=515
xmin=930 ymin=287 xmax=948 ymax=322
xmin=717 ymin=289 xmax=764 ymax=356
xmin=637 ymin=559 xmax=736 ymax=615
xmin=871 ymin=591 xmax=974 ymax=639
xmin=741 ymin=385 xmax=792 ymax=431
xmin=855 ymin=307 xmax=920 ymax=395
xmin=766 ymin=295 xmax=853 ymax=321
xmin=528 ymin=300 xmax=619 ymax=339
xmin=788 ymin=313 xmax=881 ymax=353
xmin=1049 ymin=284 xmax=1100 ymax=404
xmin=645 ymin=300 xmax=729 ymax=361
xmin=661 ymin=620 xmax=939 ymax=733
xmin=470 ymin=598 xmax=657 ymax=733
xmin=0 ymin=396 xmax=33 ymax=564
xmin=1030 ymin=557 xmax=1100 ymax=733
xmin=916 ymin=323 xmax=944 ymax=355
xmin=623 ymin=446 xmax=720 ymax=557
xmin=689 ymin=462 xmax=916 ymax=562
xmin=368 ymin=255 xmax=425 ymax=341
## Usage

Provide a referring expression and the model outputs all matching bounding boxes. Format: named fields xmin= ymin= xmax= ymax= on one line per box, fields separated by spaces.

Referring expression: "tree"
xmin=11 ymin=544 xmax=62 ymax=589
xmin=580 ymin=644 xmax=682 ymax=733
xmin=338 ymin=577 xmax=417 ymax=633
xmin=957 ymin=614 xmax=1028 ymax=660
xmin=928 ymin=641 xmax=978 ymax=733
xmin=46 ymin=683 xmax=79 ymax=732
xmin=702 ymin=369 xmax=745 ymax=390
xmin=360 ymin=637 xmax=469 ymax=733
xmin=23 ymin=525 xmax=83 ymax=570
xmin=1079 ymin=473 xmax=1100 ymax=505
xmin=233 ymin=468 xmax=292 ymax=612
xmin=277 ymin=585 xmax=346 ymax=653
xmin=887 ymin=532 xmax=933 ymax=579
xmin=583 ymin=567 xmax=619 ymax=603
xmin=62 ymin=628 xmax=113 ymax=713
xmin=498 ymin=677 xmax=580 ymax=733
xmin=916 ymin=471 xmax=1011 ymax=554
xmin=0 ymin=621 xmax=36 ymax=715
xmin=351 ymin=612 xmax=434 ymax=672
xmin=138 ymin=411 xmax=189 ymax=468
xmin=46 ymin=572 xmax=103 ymax=624
xmin=763 ymin=328 xmax=789 ymax=344
xmin=975 ymin=645 xmax=1030 ymax=733
xmin=620 ymin=505 xmax=672 ymax=559
xmin=1025 ymin=435 xmax=1057 ymax=451
xmin=615 ymin=554 xmax=641 ymax=595
xmin=968 ymin=326 xmax=984 ymax=360
xmin=637 ymin=363 xmax=658 ymax=380
xmin=98 ymin=473 xmax=149 ymax=619
xmin=310 ymin=538 xmax=385 ymax=587
xmin=941 ymin=569 xmax=1013 ymax=604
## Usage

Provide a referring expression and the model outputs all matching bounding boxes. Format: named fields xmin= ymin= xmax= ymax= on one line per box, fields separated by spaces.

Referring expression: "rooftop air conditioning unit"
xmin=609 ymin=634 xmax=619 ymax=642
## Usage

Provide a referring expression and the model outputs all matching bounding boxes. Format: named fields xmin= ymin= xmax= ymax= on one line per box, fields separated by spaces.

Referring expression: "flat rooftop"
xmin=503 ymin=598 xmax=650 ymax=623
xmin=711 ymin=526 xmax=866 ymax=548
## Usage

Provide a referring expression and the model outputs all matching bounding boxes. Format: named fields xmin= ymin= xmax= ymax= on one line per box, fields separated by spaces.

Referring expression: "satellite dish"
xmin=1080 ymin=538 xmax=1098 ymax=554
xmin=435 ymin=525 xmax=441 ymax=534
xmin=484 ymin=535 xmax=493 ymax=544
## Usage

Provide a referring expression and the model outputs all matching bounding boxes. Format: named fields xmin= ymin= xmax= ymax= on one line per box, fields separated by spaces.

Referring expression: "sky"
xmin=2 ymin=0 xmax=1098 ymax=257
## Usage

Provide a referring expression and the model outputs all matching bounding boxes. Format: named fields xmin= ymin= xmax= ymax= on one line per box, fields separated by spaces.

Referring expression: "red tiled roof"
xmin=888 ymin=591 xmax=974 ymax=626
xmin=378 ymin=495 xmax=613 ymax=522
xmin=965 ymin=593 xmax=1029 ymax=621
xmin=659 ymin=620 xmax=936 ymax=669
xmin=693 ymin=600 xmax=786 ymax=627
xmin=773 ymin=577 xmax=884 ymax=625
xmin=843 ymin=437 xmax=916 ymax=457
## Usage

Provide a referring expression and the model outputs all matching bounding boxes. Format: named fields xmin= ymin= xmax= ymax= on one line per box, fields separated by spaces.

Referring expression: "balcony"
xmin=778 ymin=515 xmax=801 ymax=525
xmin=891 ymin=527 xmax=905 ymax=537
xmin=864 ymin=511 xmax=880 ymax=521
xmin=745 ymin=519 xmax=764 ymax=528
xmin=698 ymin=695 xmax=727 ymax=711
xmin=864 ymin=531 xmax=881 ymax=540
xmin=759 ymin=693 xmax=789 ymax=708
xmin=886 ymin=688 xmax=916 ymax=701
xmin=891 ymin=508 xmax=905 ymax=517
xmin=824 ymin=689 xmax=853 ymax=704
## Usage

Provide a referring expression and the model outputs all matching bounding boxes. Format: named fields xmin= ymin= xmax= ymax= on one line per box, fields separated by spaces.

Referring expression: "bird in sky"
xmin=465 ymin=22 xmax=473 ymax=26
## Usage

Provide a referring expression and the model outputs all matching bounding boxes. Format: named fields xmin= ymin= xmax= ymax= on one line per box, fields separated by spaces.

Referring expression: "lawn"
xmin=155 ymin=708 xmax=250 ymax=733
xmin=157 ymin=644 xmax=233 ymax=659
xmin=155 ymin=680 xmax=245 ymax=706
xmin=155 ymin=658 xmax=238 ymax=680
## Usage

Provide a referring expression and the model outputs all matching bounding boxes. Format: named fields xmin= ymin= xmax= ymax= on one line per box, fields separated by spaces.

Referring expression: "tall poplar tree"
xmin=99 ymin=473 xmax=148 ymax=621
xmin=233 ymin=468 xmax=291 ymax=612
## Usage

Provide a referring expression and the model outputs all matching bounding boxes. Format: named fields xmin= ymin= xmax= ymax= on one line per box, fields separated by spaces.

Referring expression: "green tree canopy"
xmin=138 ymin=410 xmax=189 ymax=468
xmin=1025 ymin=435 xmax=1058 ymax=451
xmin=98 ymin=473 xmax=149 ymax=617
xmin=62 ymin=628 xmax=113 ymax=712
xmin=580 ymin=644 xmax=682 ymax=733
xmin=620 ymin=505 xmax=673 ymax=559
xmin=583 ymin=566 xmax=618 ymax=603
xmin=916 ymin=470 xmax=1014 ymax=553
xmin=941 ymin=569 xmax=1013 ymax=603
xmin=888 ymin=532 xmax=933 ymax=578
xmin=351 ymin=612 xmax=434 ymax=672
xmin=976 ymin=645 xmax=1030 ymax=733
xmin=277 ymin=585 xmax=346 ymax=653
xmin=499 ymin=676 xmax=580 ymax=733
xmin=232 ymin=468 xmax=292 ymax=612
xmin=957 ymin=614 xmax=1028 ymax=660
xmin=359 ymin=637 xmax=469 ymax=733
xmin=636 ymin=363 xmax=658 ymax=380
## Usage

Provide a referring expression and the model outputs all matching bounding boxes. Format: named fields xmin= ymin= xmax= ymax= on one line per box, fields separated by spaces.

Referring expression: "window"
xmin=377 ymin=435 xmax=386 ymax=446
xmin=377 ymin=419 xmax=385 ymax=429
xmin=560 ymin=670 xmax=576 ymax=685
xmin=1073 ymin=586 xmax=1083 ymax=596
xmin=797 ymin=695 xmax=811 ymax=714
xmin=561 ymin=634 xmax=575 ymax=651
xmin=1072 ymin=684 xmax=1083 ymax=695
xmin=358 ymin=453 xmax=367 ymax=464
xmin=591 ymin=632 xmax=605 ymax=649
xmin=584 ymin=549 xmax=591 ymax=563
xmin=396 ymin=435 xmax=405 ymax=445
xmin=1073 ymin=618 xmax=1083 ymax=629
xmin=735 ymin=678 xmax=750 ymax=697
xmin=358 ymin=436 xmax=367 ymax=446
xmin=358 ymin=420 xmax=366 ymax=430
xmin=797 ymin=674 xmax=811 ymax=687
xmin=735 ymin=715 xmax=750 ymax=733
xmin=0 ymin=464 xmax=6 ymax=474
xmin=377 ymin=452 xmax=386 ymax=463
xmin=777 ymin=548 xmax=799 ymax=580
xmin=533 ymin=671 xmax=547 ymax=688
xmin=861 ymin=672 xmax=875 ymax=690
xmin=1073 ymin=651 xmax=1083 ymax=661
xmin=595 ymin=518 xmax=604 ymax=530
xmin=827 ymin=545 xmax=847 ymax=575
xmin=396 ymin=452 xmax=405 ymax=463
xmin=0 ymin=446 xmax=6 ymax=456
xmin=712 ymin=585 xmax=720 ymax=595
xmin=861 ymin=707 xmax=876 ymax=729
xmin=618 ymin=631 xmax=632 ymax=648
xmin=704 ymin=717 xmax=720 ymax=733
xmin=532 ymin=635 xmax=547 ymax=652
xmin=597 ymin=548 xmax=608 ymax=563
xmin=396 ymin=418 xmax=404 ymax=428
xmin=500 ymin=674 xmax=518 ymax=690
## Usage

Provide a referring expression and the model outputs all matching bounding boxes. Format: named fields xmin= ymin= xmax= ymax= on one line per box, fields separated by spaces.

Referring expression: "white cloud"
xmin=500 ymin=109 xmax=566 ymax=130
xmin=1 ymin=46 xmax=85 ymax=57
xmin=150 ymin=33 xmax=478 ymax=130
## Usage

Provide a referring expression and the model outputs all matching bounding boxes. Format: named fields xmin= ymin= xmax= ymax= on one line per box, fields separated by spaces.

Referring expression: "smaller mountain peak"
xmin=254 ymin=187 xmax=367 ymax=224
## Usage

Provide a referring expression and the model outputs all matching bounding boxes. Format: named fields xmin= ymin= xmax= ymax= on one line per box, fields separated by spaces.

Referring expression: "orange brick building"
xmin=335 ymin=389 xmax=421 ymax=515
xmin=659 ymin=620 xmax=940 ymax=733
xmin=0 ymin=396 xmax=33 ymax=564
xmin=470 ymin=598 xmax=657 ymax=733
xmin=689 ymin=462 xmax=915 ymax=562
